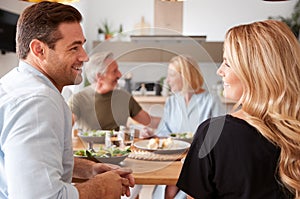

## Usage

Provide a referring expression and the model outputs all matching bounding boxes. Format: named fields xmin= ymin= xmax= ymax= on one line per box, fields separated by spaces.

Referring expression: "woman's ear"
xmin=29 ymin=39 xmax=46 ymax=59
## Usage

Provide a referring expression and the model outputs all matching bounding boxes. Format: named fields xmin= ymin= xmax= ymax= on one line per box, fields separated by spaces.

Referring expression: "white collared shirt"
xmin=0 ymin=61 xmax=78 ymax=198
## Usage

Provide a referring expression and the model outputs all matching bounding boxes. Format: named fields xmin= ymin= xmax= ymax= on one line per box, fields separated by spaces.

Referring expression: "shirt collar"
xmin=18 ymin=61 xmax=60 ymax=94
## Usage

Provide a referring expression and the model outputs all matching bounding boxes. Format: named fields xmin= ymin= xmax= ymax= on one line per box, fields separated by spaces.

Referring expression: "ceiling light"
xmin=161 ymin=0 xmax=186 ymax=2
xmin=20 ymin=0 xmax=79 ymax=3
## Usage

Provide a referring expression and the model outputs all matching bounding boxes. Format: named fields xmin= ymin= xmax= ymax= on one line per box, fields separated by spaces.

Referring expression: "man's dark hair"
xmin=16 ymin=1 xmax=82 ymax=59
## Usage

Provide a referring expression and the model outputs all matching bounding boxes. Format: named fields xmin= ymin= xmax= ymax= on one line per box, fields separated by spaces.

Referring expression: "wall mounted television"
xmin=0 ymin=9 xmax=19 ymax=54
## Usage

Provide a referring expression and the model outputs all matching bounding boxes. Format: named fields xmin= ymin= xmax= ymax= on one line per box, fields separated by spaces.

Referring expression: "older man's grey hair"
xmin=84 ymin=52 xmax=114 ymax=84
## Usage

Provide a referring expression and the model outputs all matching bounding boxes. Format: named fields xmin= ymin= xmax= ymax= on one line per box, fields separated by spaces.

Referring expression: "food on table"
xmin=147 ymin=137 xmax=173 ymax=150
xmin=162 ymin=137 xmax=173 ymax=149
xmin=147 ymin=138 xmax=159 ymax=149
xmin=74 ymin=146 xmax=131 ymax=158
xmin=170 ymin=132 xmax=193 ymax=139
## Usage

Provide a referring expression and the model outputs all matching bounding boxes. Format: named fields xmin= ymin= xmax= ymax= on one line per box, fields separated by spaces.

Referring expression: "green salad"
xmin=74 ymin=146 xmax=131 ymax=158
xmin=170 ymin=132 xmax=193 ymax=139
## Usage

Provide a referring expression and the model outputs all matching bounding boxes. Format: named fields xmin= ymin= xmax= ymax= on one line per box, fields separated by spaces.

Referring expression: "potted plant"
xmin=97 ymin=20 xmax=123 ymax=41
xmin=97 ymin=27 xmax=105 ymax=41
xmin=103 ymin=20 xmax=114 ymax=40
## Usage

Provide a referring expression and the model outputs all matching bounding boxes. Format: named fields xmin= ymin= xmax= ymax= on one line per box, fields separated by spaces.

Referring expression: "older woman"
xmin=141 ymin=55 xmax=225 ymax=199
xmin=141 ymin=55 xmax=225 ymax=139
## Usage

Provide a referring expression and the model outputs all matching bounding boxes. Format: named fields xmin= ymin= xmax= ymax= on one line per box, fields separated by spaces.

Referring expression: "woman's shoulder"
xmin=193 ymin=115 xmax=257 ymax=156
xmin=200 ymin=114 xmax=251 ymax=130
xmin=165 ymin=93 xmax=183 ymax=103
xmin=194 ymin=91 xmax=219 ymax=101
xmin=195 ymin=114 xmax=252 ymax=138
xmin=195 ymin=114 xmax=260 ymax=151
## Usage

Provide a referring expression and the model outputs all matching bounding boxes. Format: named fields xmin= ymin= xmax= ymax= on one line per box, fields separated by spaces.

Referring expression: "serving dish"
xmin=133 ymin=139 xmax=190 ymax=154
xmin=78 ymin=130 xmax=110 ymax=144
xmin=74 ymin=146 xmax=130 ymax=165
xmin=94 ymin=154 xmax=128 ymax=164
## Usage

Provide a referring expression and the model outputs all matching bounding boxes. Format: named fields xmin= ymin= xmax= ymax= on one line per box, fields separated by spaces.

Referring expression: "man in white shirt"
xmin=0 ymin=2 xmax=134 ymax=198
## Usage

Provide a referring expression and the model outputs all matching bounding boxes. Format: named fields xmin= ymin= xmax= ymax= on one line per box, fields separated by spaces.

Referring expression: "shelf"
xmin=133 ymin=96 xmax=167 ymax=104
xmin=130 ymin=35 xmax=206 ymax=43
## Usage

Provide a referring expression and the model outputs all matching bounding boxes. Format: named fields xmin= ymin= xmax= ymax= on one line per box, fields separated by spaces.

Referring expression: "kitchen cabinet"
xmin=154 ymin=0 xmax=183 ymax=33
xmin=92 ymin=40 xmax=223 ymax=63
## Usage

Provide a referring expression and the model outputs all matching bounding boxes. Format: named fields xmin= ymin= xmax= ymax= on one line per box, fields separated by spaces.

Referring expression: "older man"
xmin=68 ymin=52 xmax=158 ymax=132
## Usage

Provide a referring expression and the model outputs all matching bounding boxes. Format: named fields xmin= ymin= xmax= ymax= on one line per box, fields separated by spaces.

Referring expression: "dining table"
xmin=72 ymin=137 xmax=184 ymax=185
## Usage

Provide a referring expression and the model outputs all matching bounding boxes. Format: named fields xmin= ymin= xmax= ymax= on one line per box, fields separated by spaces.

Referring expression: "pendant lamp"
xmin=20 ymin=0 xmax=79 ymax=3
xmin=161 ymin=0 xmax=185 ymax=1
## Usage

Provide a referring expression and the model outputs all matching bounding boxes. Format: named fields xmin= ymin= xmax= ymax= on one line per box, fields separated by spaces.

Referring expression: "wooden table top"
xmin=73 ymin=137 xmax=183 ymax=185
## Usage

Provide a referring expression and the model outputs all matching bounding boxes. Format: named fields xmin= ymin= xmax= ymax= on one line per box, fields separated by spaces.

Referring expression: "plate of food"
xmin=78 ymin=130 xmax=111 ymax=144
xmin=74 ymin=146 xmax=131 ymax=165
xmin=133 ymin=138 xmax=190 ymax=154
xmin=169 ymin=132 xmax=194 ymax=143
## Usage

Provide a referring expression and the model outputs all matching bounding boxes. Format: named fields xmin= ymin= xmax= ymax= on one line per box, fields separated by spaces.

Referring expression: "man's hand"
xmin=74 ymin=158 xmax=135 ymax=198
xmin=92 ymin=163 xmax=135 ymax=196
xmin=76 ymin=170 xmax=133 ymax=199
xmin=113 ymin=168 xmax=135 ymax=197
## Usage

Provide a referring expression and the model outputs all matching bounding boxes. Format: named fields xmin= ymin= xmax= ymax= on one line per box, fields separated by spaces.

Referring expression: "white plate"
xmin=134 ymin=139 xmax=190 ymax=154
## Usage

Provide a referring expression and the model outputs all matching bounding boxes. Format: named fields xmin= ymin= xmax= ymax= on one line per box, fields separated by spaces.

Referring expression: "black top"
xmin=177 ymin=115 xmax=292 ymax=199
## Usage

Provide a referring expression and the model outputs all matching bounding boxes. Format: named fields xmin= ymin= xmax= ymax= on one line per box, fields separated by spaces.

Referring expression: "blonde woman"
xmin=140 ymin=55 xmax=225 ymax=199
xmin=141 ymin=55 xmax=225 ymax=139
xmin=177 ymin=20 xmax=300 ymax=198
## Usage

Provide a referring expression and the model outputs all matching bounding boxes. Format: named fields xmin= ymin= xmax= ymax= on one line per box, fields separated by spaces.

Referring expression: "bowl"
xmin=94 ymin=154 xmax=128 ymax=165
xmin=74 ymin=147 xmax=130 ymax=165
xmin=78 ymin=130 xmax=111 ymax=144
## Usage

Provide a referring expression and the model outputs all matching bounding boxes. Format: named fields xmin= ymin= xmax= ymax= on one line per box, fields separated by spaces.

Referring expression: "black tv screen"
xmin=0 ymin=9 xmax=19 ymax=53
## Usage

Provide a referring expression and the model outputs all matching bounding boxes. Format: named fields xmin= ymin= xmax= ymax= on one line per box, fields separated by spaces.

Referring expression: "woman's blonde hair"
xmin=169 ymin=55 xmax=204 ymax=94
xmin=225 ymin=20 xmax=300 ymax=197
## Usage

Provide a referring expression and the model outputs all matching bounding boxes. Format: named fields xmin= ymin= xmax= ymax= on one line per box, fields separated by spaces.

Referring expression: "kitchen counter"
xmin=133 ymin=95 xmax=167 ymax=117
xmin=92 ymin=41 xmax=223 ymax=63
xmin=133 ymin=95 xmax=236 ymax=114
xmin=133 ymin=95 xmax=167 ymax=104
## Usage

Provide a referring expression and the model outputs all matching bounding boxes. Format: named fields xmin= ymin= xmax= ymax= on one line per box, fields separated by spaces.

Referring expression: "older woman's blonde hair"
xmin=169 ymin=55 xmax=204 ymax=94
xmin=225 ymin=20 xmax=300 ymax=198
xmin=84 ymin=52 xmax=113 ymax=84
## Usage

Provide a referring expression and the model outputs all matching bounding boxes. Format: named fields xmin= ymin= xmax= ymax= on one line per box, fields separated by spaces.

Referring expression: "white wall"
xmin=70 ymin=0 xmax=154 ymax=52
xmin=183 ymin=0 xmax=296 ymax=40
xmin=72 ymin=0 xmax=297 ymax=51
xmin=0 ymin=53 xmax=19 ymax=77
xmin=0 ymin=0 xmax=297 ymax=77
